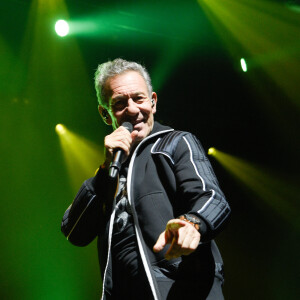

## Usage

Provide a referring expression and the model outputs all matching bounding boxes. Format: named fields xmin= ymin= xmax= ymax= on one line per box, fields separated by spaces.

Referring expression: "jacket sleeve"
xmin=173 ymin=133 xmax=231 ymax=242
xmin=61 ymin=168 xmax=111 ymax=247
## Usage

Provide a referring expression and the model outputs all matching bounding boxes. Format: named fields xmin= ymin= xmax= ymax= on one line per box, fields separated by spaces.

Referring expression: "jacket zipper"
xmin=101 ymin=129 xmax=173 ymax=300
xmin=126 ymin=129 xmax=173 ymax=300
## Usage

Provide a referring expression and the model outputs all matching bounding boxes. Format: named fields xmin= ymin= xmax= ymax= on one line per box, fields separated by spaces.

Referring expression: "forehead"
xmin=105 ymin=71 xmax=148 ymax=100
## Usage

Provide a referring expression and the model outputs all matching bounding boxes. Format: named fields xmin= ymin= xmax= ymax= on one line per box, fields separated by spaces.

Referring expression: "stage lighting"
xmin=208 ymin=147 xmax=216 ymax=156
xmin=55 ymin=20 xmax=69 ymax=37
xmin=55 ymin=124 xmax=66 ymax=134
xmin=55 ymin=125 xmax=104 ymax=191
xmin=240 ymin=58 xmax=247 ymax=72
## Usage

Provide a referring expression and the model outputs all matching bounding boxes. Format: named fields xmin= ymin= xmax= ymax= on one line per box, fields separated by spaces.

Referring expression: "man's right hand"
xmin=103 ymin=125 xmax=138 ymax=169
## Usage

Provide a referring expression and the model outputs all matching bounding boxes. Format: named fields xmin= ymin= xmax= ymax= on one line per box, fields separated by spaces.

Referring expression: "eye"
xmin=134 ymin=96 xmax=145 ymax=103
xmin=112 ymin=100 xmax=127 ymax=110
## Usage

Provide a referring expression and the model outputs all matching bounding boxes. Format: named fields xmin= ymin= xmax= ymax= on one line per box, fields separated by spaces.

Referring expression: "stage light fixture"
xmin=55 ymin=20 xmax=69 ymax=37
xmin=55 ymin=124 xmax=66 ymax=134
xmin=208 ymin=147 xmax=216 ymax=156
xmin=240 ymin=58 xmax=247 ymax=72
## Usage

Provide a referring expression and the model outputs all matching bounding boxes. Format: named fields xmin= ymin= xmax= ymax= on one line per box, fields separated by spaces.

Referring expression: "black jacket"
xmin=61 ymin=122 xmax=231 ymax=299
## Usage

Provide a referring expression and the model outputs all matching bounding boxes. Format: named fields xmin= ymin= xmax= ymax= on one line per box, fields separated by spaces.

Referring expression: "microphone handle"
xmin=108 ymin=122 xmax=133 ymax=179
xmin=109 ymin=149 xmax=123 ymax=178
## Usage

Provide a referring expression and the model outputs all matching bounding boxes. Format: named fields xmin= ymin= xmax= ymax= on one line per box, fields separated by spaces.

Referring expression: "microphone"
xmin=109 ymin=122 xmax=133 ymax=178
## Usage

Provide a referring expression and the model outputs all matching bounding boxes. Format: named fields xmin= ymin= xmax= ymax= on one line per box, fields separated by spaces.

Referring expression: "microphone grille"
xmin=121 ymin=122 xmax=133 ymax=133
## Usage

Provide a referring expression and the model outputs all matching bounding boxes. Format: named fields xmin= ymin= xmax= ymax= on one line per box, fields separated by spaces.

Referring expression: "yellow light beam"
xmin=198 ymin=0 xmax=300 ymax=106
xmin=211 ymin=148 xmax=300 ymax=230
xmin=56 ymin=125 xmax=104 ymax=191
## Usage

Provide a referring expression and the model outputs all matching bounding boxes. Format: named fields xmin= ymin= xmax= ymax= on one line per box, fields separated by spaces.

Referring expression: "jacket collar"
xmin=130 ymin=121 xmax=173 ymax=158
xmin=150 ymin=121 xmax=173 ymax=135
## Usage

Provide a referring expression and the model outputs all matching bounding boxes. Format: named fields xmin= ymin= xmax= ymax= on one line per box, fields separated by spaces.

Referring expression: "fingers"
xmin=104 ymin=126 xmax=134 ymax=158
xmin=177 ymin=223 xmax=200 ymax=250
xmin=131 ymin=130 xmax=139 ymax=141
xmin=165 ymin=237 xmax=182 ymax=260
xmin=153 ymin=231 xmax=168 ymax=253
xmin=163 ymin=219 xmax=201 ymax=260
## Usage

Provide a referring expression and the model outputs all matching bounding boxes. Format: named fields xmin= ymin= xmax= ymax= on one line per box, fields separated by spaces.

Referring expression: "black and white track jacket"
xmin=61 ymin=122 xmax=231 ymax=300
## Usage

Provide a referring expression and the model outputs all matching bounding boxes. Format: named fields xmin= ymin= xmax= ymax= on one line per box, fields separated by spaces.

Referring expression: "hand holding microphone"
xmin=103 ymin=122 xmax=137 ymax=178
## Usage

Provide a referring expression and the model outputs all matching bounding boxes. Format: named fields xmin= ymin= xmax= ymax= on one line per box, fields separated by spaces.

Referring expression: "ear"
xmin=98 ymin=105 xmax=112 ymax=125
xmin=151 ymin=92 xmax=158 ymax=114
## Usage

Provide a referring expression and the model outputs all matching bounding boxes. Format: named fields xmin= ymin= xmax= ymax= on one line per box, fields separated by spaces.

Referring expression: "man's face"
xmin=102 ymin=71 xmax=157 ymax=143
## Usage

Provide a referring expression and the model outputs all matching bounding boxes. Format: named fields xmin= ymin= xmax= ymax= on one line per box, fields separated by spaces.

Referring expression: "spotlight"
xmin=208 ymin=147 xmax=216 ymax=156
xmin=240 ymin=58 xmax=247 ymax=72
xmin=56 ymin=124 xmax=66 ymax=134
xmin=55 ymin=20 xmax=69 ymax=37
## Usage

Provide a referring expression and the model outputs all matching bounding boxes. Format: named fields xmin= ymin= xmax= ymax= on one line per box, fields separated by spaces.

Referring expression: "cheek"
xmin=112 ymin=111 xmax=124 ymax=121
xmin=141 ymin=105 xmax=153 ymax=117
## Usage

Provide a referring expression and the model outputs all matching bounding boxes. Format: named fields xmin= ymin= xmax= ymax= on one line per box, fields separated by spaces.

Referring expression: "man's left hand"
xmin=153 ymin=219 xmax=200 ymax=260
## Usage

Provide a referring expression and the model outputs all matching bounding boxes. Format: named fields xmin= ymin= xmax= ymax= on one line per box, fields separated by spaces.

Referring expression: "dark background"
xmin=0 ymin=0 xmax=299 ymax=299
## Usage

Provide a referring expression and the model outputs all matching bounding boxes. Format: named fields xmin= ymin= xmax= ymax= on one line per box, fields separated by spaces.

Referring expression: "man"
xmin=61 ymin=58 xmax=230 ymax=300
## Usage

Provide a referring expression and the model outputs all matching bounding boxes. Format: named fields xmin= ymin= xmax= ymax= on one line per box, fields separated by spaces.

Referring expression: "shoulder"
xmin=151 ymin=129 xmax=194 ymax=164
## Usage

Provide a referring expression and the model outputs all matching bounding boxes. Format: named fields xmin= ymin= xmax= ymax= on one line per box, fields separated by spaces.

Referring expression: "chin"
xmin=135 ymin=133 xmax=146 ymax=142
xmin=135 ymin=129 xmax=149 ymax=142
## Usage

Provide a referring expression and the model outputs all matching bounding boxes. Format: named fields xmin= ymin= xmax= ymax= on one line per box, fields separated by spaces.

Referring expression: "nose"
xmin=126 ymin=98 xmax=139 ymax=115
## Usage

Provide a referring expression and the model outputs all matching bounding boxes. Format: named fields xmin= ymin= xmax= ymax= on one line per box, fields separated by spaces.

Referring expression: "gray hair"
xmin=94 ymin=58 xmax=153 ymax=108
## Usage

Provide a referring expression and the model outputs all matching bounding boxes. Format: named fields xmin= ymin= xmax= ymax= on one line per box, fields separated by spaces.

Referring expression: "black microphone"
xmin=109 ymin=122 xmax=133 ymax=178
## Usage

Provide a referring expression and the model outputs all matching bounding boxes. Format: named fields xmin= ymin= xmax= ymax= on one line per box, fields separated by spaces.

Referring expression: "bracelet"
xmin=178 ymin=215 xmax=200 ymax=231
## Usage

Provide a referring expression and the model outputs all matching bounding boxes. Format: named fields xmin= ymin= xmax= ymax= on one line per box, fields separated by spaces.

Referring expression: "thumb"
xmin=131 ymin=130 xmax=139 ymax=141
xmin=153 ymin=231 xmax=167 ymax=253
